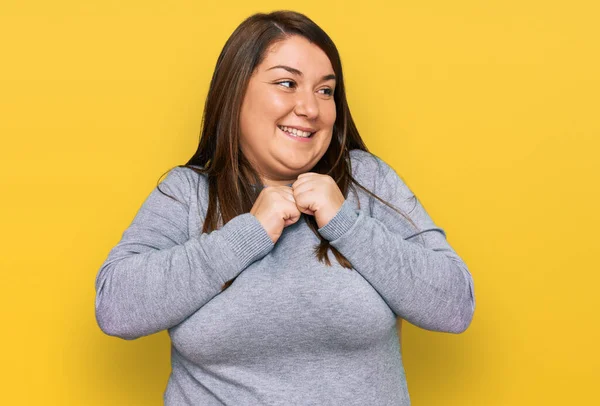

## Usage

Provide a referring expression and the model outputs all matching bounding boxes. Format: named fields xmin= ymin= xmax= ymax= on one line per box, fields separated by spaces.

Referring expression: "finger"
xmin=280 ymin=187 xmax=295 ymax=197
xmin=273 ymin=184 xmax=293 ymax=193
xmin=269 ymin=186 xmax=293 ymax=199
xmin=297 ymin=172 xmax=317 ymax=178
xmin=282 ymin=194 xmax=296 ymax=204
xmin=284 ymin=211 xmax=301 ymax=226
xmin=292 ymin=173 xmax=317 ymax=187
xmin=296 ymin=206 xmax=315 ymax=216
xmin=279 ymin=188 xmax=295 ymax=200
xmin=291 ymin=179 xmax=314 ymax=194
xmin=292 ymin=192 xmax=315 ymax=216
xmin=292 ymin=189 xmax=316 ymax=204
xmin=283 ymin=204 xmax=302 ymax=226
xmin=298 ymin=207 xmax=315 ymax=216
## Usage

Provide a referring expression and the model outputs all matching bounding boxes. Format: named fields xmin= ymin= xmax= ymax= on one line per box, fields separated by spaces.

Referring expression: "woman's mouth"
xmin=277 ymin=125 xmax=315 ymax=139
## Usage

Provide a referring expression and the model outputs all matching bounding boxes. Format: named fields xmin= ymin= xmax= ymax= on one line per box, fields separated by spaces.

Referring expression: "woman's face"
xmin=239 ymin=35 xmax=337 ymax=186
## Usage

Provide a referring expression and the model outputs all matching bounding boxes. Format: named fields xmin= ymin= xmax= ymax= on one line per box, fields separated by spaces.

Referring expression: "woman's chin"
xmin=280 ymin=161 xmax=314 ymax=176
xmin=280 ymin=150 xmax=322 ymax=170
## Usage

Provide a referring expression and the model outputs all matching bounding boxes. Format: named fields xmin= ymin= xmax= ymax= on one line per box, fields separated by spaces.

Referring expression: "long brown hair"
xmin=158 ymin=10 xmax=421 ymax=290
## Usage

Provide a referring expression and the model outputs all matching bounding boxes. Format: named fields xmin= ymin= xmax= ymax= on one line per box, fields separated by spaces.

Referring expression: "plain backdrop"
xmin=1 ymin=0 xmax=598 ymax=404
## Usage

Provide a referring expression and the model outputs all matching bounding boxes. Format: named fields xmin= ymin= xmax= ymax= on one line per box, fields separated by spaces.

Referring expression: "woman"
xmin=95 ymin=10 xmax=475 ymax=405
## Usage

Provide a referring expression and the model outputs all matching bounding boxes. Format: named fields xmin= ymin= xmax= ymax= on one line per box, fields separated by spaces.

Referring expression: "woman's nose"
xmin=293 ymin=90 xmax=319 ymax=120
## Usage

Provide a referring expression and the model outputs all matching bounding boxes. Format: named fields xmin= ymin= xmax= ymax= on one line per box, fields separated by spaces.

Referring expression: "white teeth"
xmin=279 ymin=125 xmax=313 ymax=138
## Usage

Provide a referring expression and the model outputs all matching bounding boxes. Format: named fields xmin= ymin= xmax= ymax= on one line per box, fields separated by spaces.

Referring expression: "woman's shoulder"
xmin=348 ymin=149 xmax=392 ymax=183
xmin=167 ymin=165 xmax=209 ymax=183
xmin=158 ymin=164 xmax=209 ymax=204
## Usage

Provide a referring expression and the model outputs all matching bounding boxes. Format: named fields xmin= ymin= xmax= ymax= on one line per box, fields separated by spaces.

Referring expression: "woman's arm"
xmin=94 ymin=167 xmax=273 ymax=340
xmin=318 ymin=156 xmax=475 ymax=334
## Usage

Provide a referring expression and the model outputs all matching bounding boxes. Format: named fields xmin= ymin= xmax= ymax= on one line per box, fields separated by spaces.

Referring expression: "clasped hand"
xmin=250 ymin=172 xmax=345 ymax=243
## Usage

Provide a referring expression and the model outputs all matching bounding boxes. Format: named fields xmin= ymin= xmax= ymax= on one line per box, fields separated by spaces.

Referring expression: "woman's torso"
xmin=164 ymin=153 xmax=411 ymax=405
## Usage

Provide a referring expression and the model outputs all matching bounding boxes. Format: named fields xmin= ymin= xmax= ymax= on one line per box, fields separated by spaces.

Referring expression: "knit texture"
xmin=95 ymin=149 xmax=475 ymax=405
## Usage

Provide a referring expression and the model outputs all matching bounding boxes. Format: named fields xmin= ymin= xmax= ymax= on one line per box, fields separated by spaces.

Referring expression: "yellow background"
xmin=1 ymin=0 xmax=598 ymax=404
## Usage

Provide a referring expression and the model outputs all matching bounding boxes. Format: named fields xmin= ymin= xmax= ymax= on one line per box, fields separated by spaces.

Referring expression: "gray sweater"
xmin=95 ymin=149 xmax=475 ymax=405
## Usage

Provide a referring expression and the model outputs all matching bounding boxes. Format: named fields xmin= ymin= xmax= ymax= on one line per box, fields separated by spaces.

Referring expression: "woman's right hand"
xmin=250 ymin=186 xmax=301 ymax=243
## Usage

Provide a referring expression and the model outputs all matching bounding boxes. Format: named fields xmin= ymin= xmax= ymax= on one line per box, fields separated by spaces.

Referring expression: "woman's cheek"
xmin=324 ymin=102 xmax=337 ymax=124
xmin=265 ymin=90 xmax=291 ymax=111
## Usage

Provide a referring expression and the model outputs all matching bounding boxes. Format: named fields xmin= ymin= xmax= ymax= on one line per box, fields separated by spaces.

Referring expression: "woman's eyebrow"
xmin=266 ymin=65 xmax=336 ymax=82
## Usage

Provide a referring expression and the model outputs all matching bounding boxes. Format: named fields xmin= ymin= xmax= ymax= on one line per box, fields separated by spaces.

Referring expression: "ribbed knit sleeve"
xmin=94 ymin=167 xmax=274 ymax=340
xmin=318 ymin=152 xmax=475 ymax=334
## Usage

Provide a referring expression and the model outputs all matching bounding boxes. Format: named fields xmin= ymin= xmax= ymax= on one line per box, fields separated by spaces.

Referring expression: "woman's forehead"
xmin=260 ymin=36 xmax=334 ymax=75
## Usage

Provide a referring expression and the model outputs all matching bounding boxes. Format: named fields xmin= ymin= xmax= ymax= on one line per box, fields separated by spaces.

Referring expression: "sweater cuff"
xmin=219 ymin=213 xmax=274 ymax=271
xmin=318 ymin=199 xmax=359 ymax=241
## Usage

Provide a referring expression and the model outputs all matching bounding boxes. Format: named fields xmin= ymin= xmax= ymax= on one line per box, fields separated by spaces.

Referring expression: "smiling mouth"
xmin=277 ymin=125 xmax=315 ymax=138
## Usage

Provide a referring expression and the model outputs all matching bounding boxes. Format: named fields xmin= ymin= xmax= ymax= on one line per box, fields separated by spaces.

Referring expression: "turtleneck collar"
xmin=250 ymin=183 xmax=294 ymax=189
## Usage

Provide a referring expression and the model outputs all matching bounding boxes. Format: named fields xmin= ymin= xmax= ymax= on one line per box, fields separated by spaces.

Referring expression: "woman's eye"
xmin=276 ymin=81 xmax=333 ymax=96
xmin=277 ymin=80 xmax=296 ymax=89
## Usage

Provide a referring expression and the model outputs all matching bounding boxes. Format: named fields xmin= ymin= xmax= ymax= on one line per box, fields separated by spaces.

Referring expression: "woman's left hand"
xmin=292 ymin=172 xmax=345 ymax=229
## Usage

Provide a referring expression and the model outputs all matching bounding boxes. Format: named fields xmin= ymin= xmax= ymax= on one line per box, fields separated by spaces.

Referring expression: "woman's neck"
xmin=261 ymin=180 xmax=295 ymax=187
xmin=259 ymin=174 xmax=297 ymax=188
